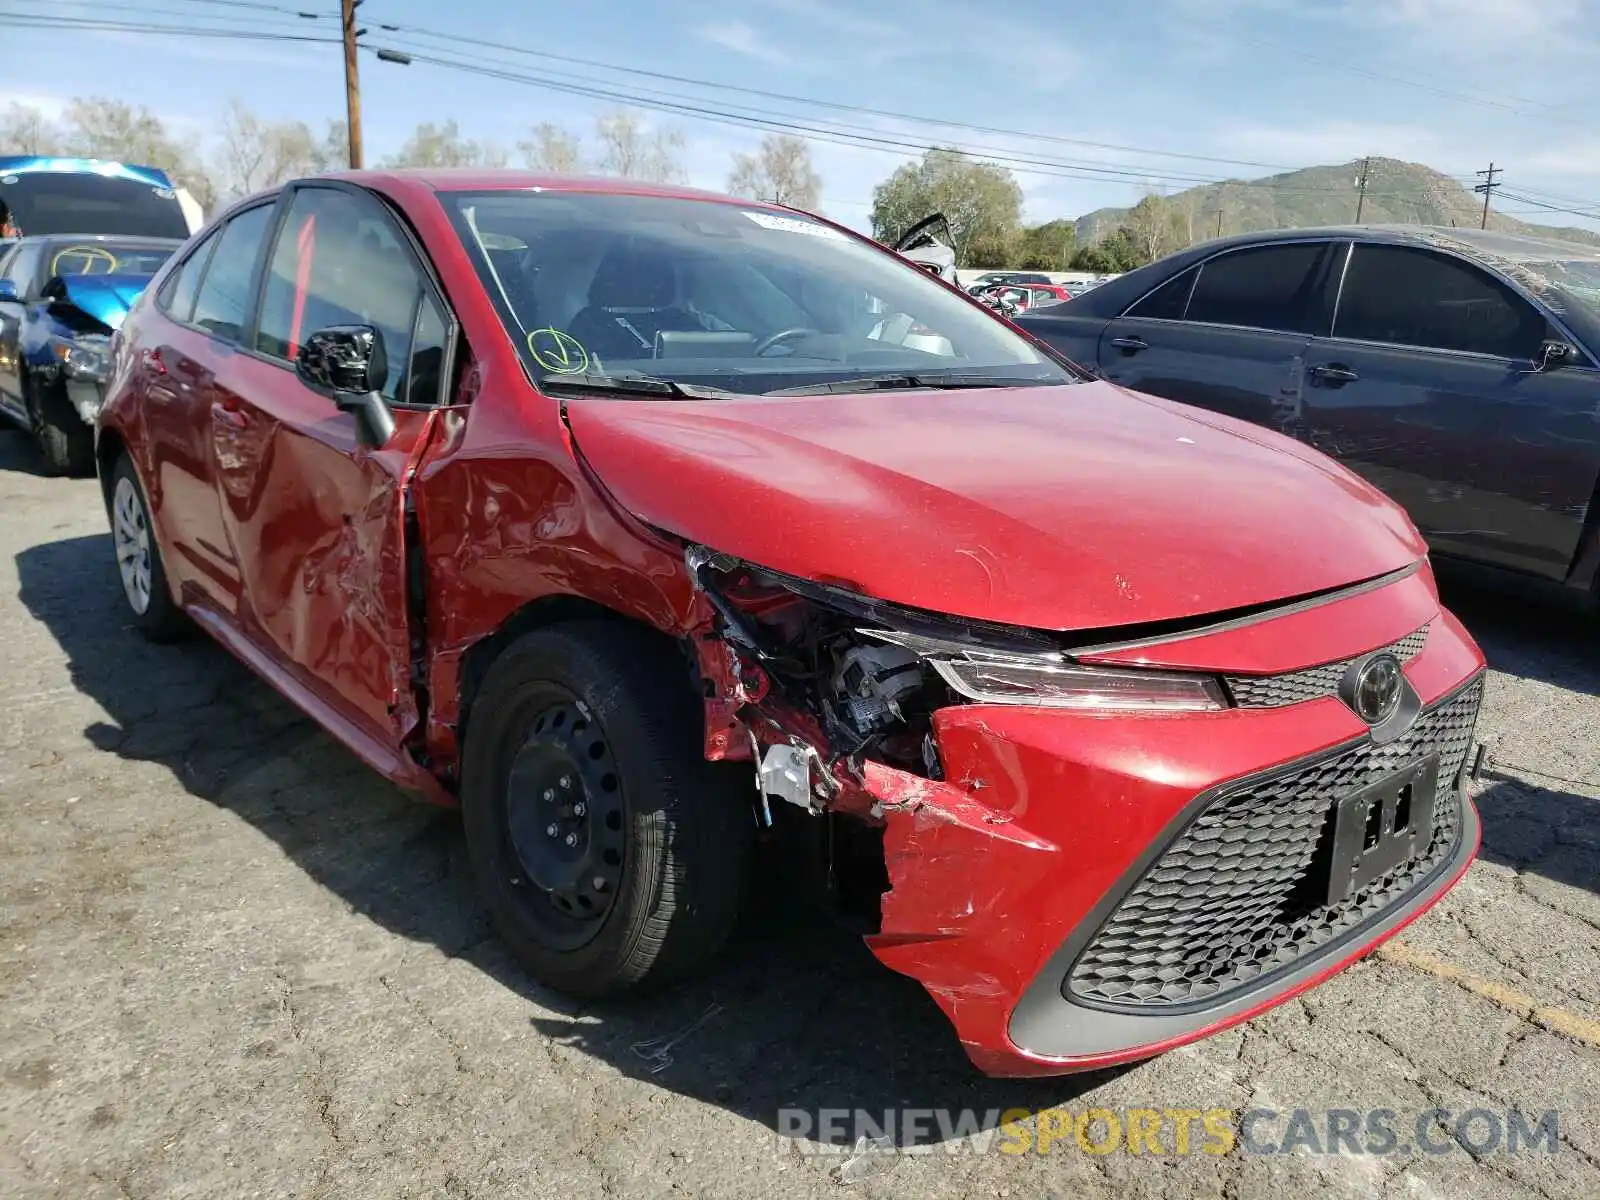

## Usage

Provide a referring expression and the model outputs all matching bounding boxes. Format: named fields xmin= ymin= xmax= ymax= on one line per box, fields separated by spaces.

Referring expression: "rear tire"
xmin=461 ymin=621 xmax=751 ymax=998
xmin=109 ymin=455 xmax=187 ymax=641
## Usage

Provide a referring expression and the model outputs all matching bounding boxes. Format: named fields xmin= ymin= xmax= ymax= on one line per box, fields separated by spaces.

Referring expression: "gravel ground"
xmin=1 ymin=429 xmax=1598 ymax=1200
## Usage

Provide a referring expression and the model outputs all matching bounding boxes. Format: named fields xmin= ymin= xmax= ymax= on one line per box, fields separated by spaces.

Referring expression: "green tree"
xmin=727 ymin=134 xmax=821 ymax=209
xmin=870 ymin=148 xmax=1022 ymax=268
xmin=1071 ymin=229 xmax=1141 ymax=273
xmin=1014 ymin=218 xmax=1077 ymax=270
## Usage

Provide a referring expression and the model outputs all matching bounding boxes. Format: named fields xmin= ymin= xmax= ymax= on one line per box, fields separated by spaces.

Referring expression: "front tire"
xmin=461 ymin=622 xmax=751 ymax=998
xmin=28 ymin=378 xmax=92 ymax=476
xmin=109 ymin=455 xmax=186 ymax=641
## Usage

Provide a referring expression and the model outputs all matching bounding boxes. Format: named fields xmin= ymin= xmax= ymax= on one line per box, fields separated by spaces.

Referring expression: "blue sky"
xmin=5 ymin=0 xmax=1600 ymax=233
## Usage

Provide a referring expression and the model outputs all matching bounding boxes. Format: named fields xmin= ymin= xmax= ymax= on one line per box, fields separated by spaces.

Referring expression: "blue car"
xmin=0 ymin=234 xmax=180 ymax=474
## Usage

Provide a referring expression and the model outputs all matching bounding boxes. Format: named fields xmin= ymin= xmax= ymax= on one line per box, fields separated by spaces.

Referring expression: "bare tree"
xmin=59 ymin=96 xmax=216 ymax=210
xmin=385 ymin=119 xmax=508 ymax=169
xmin=727 ymin=134 xmax=821 ymax=209
xmin=594 ymin=110 xmax=684 ymax=183
xmin=519 ymin=122 xmax=584 ymax=173
xmin=214 ymin=99 xmax=327 ymax=200
xmin=0 ymin=103 xmax=67 ymax=155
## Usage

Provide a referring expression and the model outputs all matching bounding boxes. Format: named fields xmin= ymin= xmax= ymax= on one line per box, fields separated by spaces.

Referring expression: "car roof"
xmin=323 ymin=168 xmax=767 ymax=207
xmin=1185 ymin=223 xmax=1600 ymax=263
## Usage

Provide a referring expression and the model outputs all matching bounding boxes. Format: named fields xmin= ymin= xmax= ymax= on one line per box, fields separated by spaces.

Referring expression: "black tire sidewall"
xmin=30 ymin=381 xmax=90 ymax=476
xmin=461 ymin=623 xmax=748 ymax=996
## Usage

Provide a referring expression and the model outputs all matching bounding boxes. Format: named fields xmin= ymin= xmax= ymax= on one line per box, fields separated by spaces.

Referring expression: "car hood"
xmin=48 ymin=273 xmax=156 ymax=332
xmin=564 ymin=381 xmax=1426 ymax=633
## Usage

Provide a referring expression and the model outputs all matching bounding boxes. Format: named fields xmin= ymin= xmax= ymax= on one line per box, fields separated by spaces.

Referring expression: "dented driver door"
xmin=209 ymin=182 xmax=452 ymax=747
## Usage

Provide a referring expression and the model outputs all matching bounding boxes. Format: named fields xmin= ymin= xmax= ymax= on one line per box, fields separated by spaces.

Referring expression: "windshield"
xmin=1534 ymin=259 xmax=1600 ymax=325
xmin=0 ymin=172 xmax=189 ymax=239
xmin=442 ymin=190 xmax=1073 ymax=395
xmin=46 ymin=241 xmax=174 ymax=278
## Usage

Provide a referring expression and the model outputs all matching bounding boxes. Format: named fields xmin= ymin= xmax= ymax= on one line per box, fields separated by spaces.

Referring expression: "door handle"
xmin=1110 ymin=336 xmax=1149 ymax=354
xmin=1309 ymin=364 xmax=1360 ymax=385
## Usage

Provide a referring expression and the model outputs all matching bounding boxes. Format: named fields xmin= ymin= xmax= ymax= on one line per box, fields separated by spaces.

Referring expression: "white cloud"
xmin=696 ymin=20 xmax=792 ymax=65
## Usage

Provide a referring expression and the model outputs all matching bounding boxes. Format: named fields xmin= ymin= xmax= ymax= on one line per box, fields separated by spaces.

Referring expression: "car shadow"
xmin=1436 ymin=566 xmax=1600 ymax=699
xmin=0 ymin=423 xmax=49 ymax=478
xmin=14 ymin=531 xmax=1113 ymax=1146
xmin=1474 ymin=773 xmax=1600 ymax=896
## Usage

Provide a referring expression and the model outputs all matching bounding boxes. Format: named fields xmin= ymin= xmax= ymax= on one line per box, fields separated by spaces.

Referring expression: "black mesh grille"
xmin=1066 ymin=676 xmax=1483 ymax=1010
xmin=1226 ymin=625 xmax=1430 ymax=709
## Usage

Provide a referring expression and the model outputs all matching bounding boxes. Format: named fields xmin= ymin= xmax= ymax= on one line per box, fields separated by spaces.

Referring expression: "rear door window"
xmin=1126 ymin=267 xmax=1197 ymax=320
xmin=190 ymin=205 xmax=274 ymax=343
xmin=1185 ymin=243 xmax=1328 ymax=333
xmin=156 ymin=229 xmax=220 ymax=324
xmin=1334 ymin=244 xmax=1546 ymax=358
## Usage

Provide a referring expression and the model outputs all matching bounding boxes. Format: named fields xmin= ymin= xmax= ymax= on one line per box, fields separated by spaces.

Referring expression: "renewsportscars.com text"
xmin=776 ymin=1106 xmax=1560 ymax=1157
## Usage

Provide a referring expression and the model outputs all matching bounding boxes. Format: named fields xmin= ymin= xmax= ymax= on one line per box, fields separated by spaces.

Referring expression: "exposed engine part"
xmin=758 ymin=742 xmax=831 ymax=814
xmin=830 ymin=645 xmax=923 ymax=737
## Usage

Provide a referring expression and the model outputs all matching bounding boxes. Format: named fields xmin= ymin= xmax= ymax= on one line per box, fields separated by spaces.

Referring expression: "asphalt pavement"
xmin=1 ymin=429 xmax=1597 ymax=1199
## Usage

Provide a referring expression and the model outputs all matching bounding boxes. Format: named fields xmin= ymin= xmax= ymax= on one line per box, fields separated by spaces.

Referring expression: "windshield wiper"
xmin=538 ymin=372 xmax=737 ymax=399
xmin=764 ymin=373 xmax=1062 ymax=397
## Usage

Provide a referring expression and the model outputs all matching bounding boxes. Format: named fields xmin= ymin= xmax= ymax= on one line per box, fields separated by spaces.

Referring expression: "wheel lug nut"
xmin=560 ymin=775 xmax=573 ymax=789
xmin=546 ymin=823 xmax=558 ymax=837
xmin=573 ymin=802 xmax=586 ymax=817
xmin=593 ymin=876 xmax=608 ymax=891
xmin=564 ymin=833 xmax=578 ymax=847
xmin=542 ymin=788 xmax=556 ymax=802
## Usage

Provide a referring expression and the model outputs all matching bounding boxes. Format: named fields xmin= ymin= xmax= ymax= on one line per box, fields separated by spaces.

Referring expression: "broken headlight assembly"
xmin=49 ymin=336 xmax=111 ymax=383
xmin=688 ymin=546 xmax=1229 ymax=789
xmin=861 ymin=629 xmax=1226 ymax=712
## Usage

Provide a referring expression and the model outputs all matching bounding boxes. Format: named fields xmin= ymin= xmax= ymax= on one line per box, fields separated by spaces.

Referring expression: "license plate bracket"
xmin=1327 ymin=754 xmax=1440 ymax=906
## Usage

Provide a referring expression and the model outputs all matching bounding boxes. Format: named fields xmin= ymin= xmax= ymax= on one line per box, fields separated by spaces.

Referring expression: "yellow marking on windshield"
xmin=528 ymin=328 xmax=590 ymax=374
xmin=51 ymin=245 xmax=120 ymax=276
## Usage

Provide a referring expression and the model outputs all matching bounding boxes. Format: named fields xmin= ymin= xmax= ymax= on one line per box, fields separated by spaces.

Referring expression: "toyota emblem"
xmin=1346 ymin=652 xmax=1404 ymax=726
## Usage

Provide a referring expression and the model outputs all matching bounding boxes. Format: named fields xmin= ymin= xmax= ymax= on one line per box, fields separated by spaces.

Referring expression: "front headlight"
xmin=862 ymin=628 xmax=1227 ymax=712
xmin=51 ymin=339 xmax=110 ymax=382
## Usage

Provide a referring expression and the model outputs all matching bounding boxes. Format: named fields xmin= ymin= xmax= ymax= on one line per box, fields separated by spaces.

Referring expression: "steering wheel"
xmin=753 ymin=327 xmax=820 ymax=356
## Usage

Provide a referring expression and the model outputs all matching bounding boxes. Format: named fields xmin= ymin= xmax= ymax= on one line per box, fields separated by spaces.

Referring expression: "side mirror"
xmin=296 ymin=325 xmax=396 ymax=448
xmin=1533 ymin=339 xmax=1578 ymax=373
xmin=0 ymin=279 xmax=19 ymax=303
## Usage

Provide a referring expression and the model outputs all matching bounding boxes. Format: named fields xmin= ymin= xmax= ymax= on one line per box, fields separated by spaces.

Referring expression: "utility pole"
xmin=1474 ymin=162 xmax=1501 ymax=230
xmin=1354 ymin=157 xmax=1370 ymax=224
xmin=1211 ymin=208 xmax=1224 ymax=238
xmin=341 ymin=0 xmax=364 ymax=169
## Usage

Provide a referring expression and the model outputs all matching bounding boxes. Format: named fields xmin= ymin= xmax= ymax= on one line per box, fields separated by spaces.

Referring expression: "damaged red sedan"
xmin=96 ymin=171 xmax=1486 ymax=1077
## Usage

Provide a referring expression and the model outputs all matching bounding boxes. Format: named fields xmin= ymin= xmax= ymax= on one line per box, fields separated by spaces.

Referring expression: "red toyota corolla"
xmin=95 ymin=171 xmax=1486 ymax=1076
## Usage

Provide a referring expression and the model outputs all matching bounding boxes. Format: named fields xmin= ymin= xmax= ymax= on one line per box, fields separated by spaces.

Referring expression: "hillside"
xmin=1075 ymin=158 xmax=1600 ymax=249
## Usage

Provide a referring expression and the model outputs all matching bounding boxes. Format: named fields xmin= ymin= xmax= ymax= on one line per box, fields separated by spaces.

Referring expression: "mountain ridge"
xmin=1073 ymin=158 xmax=1600 ymax=250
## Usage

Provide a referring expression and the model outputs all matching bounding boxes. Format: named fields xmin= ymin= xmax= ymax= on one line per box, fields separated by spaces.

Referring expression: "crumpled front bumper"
xmin=861 ymin=607 xmax=1486 ymax=1078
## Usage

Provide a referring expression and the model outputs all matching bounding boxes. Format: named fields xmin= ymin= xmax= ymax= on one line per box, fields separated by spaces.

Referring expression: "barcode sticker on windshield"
xmin=743 ymin=211 xmax=846 ymax=239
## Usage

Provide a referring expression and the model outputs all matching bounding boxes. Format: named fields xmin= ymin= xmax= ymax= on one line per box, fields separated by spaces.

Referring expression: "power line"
xmin=367 ymin=36 xmax=1465 ymax=201
xmin=361 ymin=18 xmax=1304 ymax=173
xmin=0 ymin=14 xmax=338 ymax=44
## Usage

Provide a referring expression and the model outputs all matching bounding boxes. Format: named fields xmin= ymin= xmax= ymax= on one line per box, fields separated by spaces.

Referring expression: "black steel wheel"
xmin=504 ymin=698 xmax=628 ymax=946
xmin=461 ymin=621 xmax=752 ymax=997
